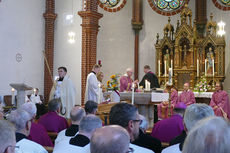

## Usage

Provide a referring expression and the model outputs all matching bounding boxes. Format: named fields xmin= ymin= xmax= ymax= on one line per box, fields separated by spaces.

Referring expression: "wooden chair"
xmin=47 ymin=132 xmax=58 ymax=144
xmin=43 ymin=146 xmax=54 ymax=153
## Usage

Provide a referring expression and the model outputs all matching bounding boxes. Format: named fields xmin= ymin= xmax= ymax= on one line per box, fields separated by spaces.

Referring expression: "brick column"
xmin=132 ymin=0 xmax=143 ymax=80
xmin=43 ymin=0 xmax=57 ymax=104
xmin=195 ymin=0 xmax=207 ymax=37
xmin=78 ymin=0 xmax=103 ymax=105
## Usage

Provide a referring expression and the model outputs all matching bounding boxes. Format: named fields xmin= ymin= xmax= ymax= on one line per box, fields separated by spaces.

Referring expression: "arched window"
xmin=99 ymin=0 xmax=127 ymax=12
xmin=148 ymin=0 xmax=189 ymax=16
xmin=212 ymin=0 xmax=230 ymax=11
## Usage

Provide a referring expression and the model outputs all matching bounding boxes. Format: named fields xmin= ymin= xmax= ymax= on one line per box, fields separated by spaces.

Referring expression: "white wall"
xmin=54 ymin=0 xmax=82 ymax=105
xmin=207 ymin=2 xmax=230 ymax=93
xmin=0 ymin=0 xmax=45 ymax=96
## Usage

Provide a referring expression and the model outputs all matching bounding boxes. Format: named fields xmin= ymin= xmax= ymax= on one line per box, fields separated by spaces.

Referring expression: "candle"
xmin=98 ymin=84 xmax=101 ymax=103
xmin=171 ymin=60 xmax=173 ymax=76
xmin=131 ymin=83 xmax=135 ymax=105
xmin=212 ymin=59 xmax=215 ymax=76
xmin=33 ymin=88 xmax=36 ymax=94
xmin=169 ymin=68 xmax=172 ymax=85
xmin=164 ymin=60 xmax=167 ymax=76
xmin=197 ymin=59 xmax=199 ymax=77
xmin=11 ymin=88 xmax=15 ymax=105
xmin=205 ymin=59 xmax=207 ymax=76
xmin=158 ymin=60 xmax=160 ymax=77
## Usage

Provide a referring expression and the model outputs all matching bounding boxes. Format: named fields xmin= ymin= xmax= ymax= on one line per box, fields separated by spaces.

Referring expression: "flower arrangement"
xmin=107 ymin=74 xmax=120 ymax=91
xmin=194 ymin=76 xmax=211 ymax=93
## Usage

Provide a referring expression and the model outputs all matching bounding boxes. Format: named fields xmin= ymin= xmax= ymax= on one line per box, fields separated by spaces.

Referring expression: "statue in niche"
xmin=182 ymin=45 xmax=188 ymax=67
xmin=164 ymin=49 xmax=171 ymax=75
xmin=206 ymin=47 xmax=214 ymax=75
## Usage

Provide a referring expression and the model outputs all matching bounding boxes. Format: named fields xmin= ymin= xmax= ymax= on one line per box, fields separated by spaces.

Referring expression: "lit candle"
xmin=171 ymin=60 xmax=173 ymax=76
xmin=212 ymin=59 xmax=215 ymax=76
xmin=11 ymin=88 xmax=15 ymax=105
xmin=197 ymin=59 xmax=199 ymax=77
xmin=169 ymin=68 xmax=172 ymax=85
xmin=164 ymin=60 xmax=167 ymax=76
xmin=158 ymin=60 xmax=160 ymax=77
xmin=33 ymin=88 xmax=36 ymax=94
xmin=98 ymin=84 xmax=101 ymax=103
xmin=205 ymin=59 xmax=207 ymax=76
xmin=131 ymin=83 xmax=135 ymax=105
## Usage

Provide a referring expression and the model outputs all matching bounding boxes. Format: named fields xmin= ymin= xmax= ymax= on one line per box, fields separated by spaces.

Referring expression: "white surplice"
xmin=49 ymin=75 xmax=77 ymax=118
xmin=85 ymin=72 xmax=99 ymax=103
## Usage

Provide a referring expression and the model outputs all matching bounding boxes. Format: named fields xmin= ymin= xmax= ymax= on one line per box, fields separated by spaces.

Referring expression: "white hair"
xmin=126 ymin=68 xmax=133 ymax=73
xmin=0 ymin=120 xmax=15 ymax=153
xmin=183 ymin=104 xmax=214 ymax=131
xmin=183 ymin=116 xmax=230 ymax=153
xmin=7 ymin=109 xmax=31 ymax=131
xmin=139 ymin=115 xmax=148 ymax=131
xmin=20 ymin=102 xmax=37 ymax=119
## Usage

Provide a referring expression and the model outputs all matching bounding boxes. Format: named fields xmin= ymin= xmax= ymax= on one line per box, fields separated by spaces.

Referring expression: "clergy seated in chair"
xmin=151 ymin=103 xmax=186 ymax=143
xmin=162 ymin=104 xmax=214 ymax=153
xmin=53 ymin=115 xmax=102 ymax=153
xmin=178 ymin=83 xmax=196 ymax=106
xmin=158 ymin=87 xmax=178 ymax=119
xmin=7 ymin=109 xmax=48 ymax=153
xmin=209 ymin=82 xmax=230 ymax=119
xmin=182 ymin=116 xmax=230 ymax=153
xmin=132 ymin=115 xmax=162 ymax=153
xmin=55 ymin=106 xmax=85 ymax=145
xmin=109 ymin=103 xmax=154 ymax=153
xmin=38 ymin=99 xmax=68 ymax=133
xmin=85 ymin=100 xmax=98 ymax=115
xmin=20 ymin=102 xmax=53 ymax=147
xmin=90 ymin=125 xmax=130 ymax=153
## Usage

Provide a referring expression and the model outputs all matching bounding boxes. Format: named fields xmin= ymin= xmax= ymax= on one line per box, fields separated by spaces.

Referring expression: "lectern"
xmin=10 ymin=83 xmax=33 ymax=107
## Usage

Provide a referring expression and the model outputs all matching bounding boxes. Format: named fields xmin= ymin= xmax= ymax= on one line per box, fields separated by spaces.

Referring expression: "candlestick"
xmin=131 ymin=83 xmax=135 ymax=105
xmin=164 ymin=60 xmax=167 ymax=76
xmin=197 ymin=59 xmax=199 ymax=77
xmin=33 ymin=88 xmax=36 ymax=95
xmin=171 ymin=60 xmax=173 ymax=76
xmin=168 ymin=68 xmax=172 ymax=85
xmin=158 ymin=60 xmax=160 ymax=77
xmin=98 ymin=84 xmax=101 ymax=103
xmin=205 ymin=59 xmax=207 ymax=76
xmin=11 ymin=88 xmax=15 ymax=105
xmin=212 ymin=59 xmax=215 ymax=76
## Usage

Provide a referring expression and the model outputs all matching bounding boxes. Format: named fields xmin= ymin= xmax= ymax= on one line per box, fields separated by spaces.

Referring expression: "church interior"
xmin=1 ymin=0 xmax=230 ymax=153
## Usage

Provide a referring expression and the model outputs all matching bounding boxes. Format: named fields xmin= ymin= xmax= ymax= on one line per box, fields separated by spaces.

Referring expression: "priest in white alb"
xmin=85 ymin=64 xmax=101 ymax=103
xmin=49 ymin=67 xmax=77 ymax=118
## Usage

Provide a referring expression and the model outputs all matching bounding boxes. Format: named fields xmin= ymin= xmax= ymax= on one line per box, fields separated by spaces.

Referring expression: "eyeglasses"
xmin=132 ymin=119 xmax=142 ymax=125
xmin=126 ymin=147 xmax=134 ymax=153
xmin=4 ymin=145 xmax=19 ymax=153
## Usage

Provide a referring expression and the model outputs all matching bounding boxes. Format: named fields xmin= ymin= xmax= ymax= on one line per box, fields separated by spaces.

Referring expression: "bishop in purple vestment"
xmin=210 ymin=82 xmax=230 ymax=119
xmin=179 ymin=83 xmax=196 ymax=106
xmin=120 ymin=68 xmax=135 ymax=92
xmin=151 ymin=103 xmax=186 ymax=143
xmin=158 ymin=88 xmax=178 ymax=119
xmin=29 ymin=122 xmax=54 ymax=147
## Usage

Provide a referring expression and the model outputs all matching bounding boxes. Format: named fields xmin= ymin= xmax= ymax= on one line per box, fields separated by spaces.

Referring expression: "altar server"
xmin=139 ymin=65 xmax=160 ymax=89
xmin=210 ymin=82 xmax=230 ymax=119
xmin=49 ymin=66 xmax=77 ymax=118
xmin=85 ymin=64 xmax=101 ymax=103
xmin=178 ymin=83 xmax=196 ymax=106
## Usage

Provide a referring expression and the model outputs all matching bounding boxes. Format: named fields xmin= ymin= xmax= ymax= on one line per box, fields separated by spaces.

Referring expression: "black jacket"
xmin=139 ymin=72 xmax=160 ymax=89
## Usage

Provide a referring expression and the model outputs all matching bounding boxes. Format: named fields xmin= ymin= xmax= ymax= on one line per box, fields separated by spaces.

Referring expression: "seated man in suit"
xmin=38 ymin=99 xmax=68 ymax=133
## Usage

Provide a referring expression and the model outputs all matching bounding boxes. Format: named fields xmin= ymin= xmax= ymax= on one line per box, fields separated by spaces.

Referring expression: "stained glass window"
xmin=212 ymin=0 xmax=230 ymax=11
xmin=153 ymin=0 xmax=185 ymax=11
xmin=99 ymin=0 xmax=120 ymax=8
xmin=220 ymin=0 xmax=230 ymax=6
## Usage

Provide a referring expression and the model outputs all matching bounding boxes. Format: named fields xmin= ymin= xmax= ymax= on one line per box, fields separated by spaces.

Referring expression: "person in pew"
xmin=162 ymin=104 xmax=214 ymax=153
xmin=120 ymin=68 xmax=138 ymax=92
xmin=90 ymin=125 xmax=130 ymax=153
xmin=20 ymin=102 xmax=53 ymax=147
xmin=132 ymin=115 xmax=162 ymax=153
xmin=209 ymin=82 xmax=230 ymax=119
xmin=151 ymin=102 xmax=186 ymax=143
xmin=85 ymin=100 xmax=98 ymax=115
xmin=0 ymin=120 xmax=16 ymax=153
xmin=55 ymin=106 xmax=85 ymax=145
xmin=139 ymin=65 xmax=160 ymax=89
xmin=109 ymin=103 xmax=154 ymax=153
xmin=53 ymin=115 xmax=102 ymax=153
xmin=49 ymin=66 xmax=77 ymax=118
xmin=38 ymin=99 xmax=68 ymax=133
xmin=178 ymin=83 xmax=196 ymax=106
xmin=7 ymin=109 xmax=47 ymax=153
xmin=182 ymin=116 xmax=230 ymax=153
xmin=158 ymin=86 xmax=179 ymax=119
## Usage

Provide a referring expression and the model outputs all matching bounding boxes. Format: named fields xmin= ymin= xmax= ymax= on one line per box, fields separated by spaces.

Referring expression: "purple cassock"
xmin=119 ymin=75 xmax=133 ymax=92
xmin=38 ymin=111 xmax=68 ymax=133
xmin=178 ymin=90 xmax=196 ymax=106
xmin=28 ymin=122 xmax=54 ymax=147
xmin=210 ymin=90 xmax=230 ymax=119
xmin=151 ymin=114 xmax=184 ymax=143
xmin=158 ymin=89 xmax=178 ymax=119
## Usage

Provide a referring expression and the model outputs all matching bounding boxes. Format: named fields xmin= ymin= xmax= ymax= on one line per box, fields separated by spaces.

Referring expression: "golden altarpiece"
xmin=155 ymin=5 xmax=225 ymax=91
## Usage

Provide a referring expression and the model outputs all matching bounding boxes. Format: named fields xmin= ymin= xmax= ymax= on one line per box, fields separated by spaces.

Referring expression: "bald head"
xmin=70 ymin=106 xmax=85 ymax=124
xmin=91 ymin=125 xmax=130 ymax=153
xmin=183 ymin=83 xmax=190 ymax=91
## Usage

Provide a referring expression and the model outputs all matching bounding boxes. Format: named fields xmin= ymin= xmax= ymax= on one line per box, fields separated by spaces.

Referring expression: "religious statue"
xmin=182 ymin=45 xmax=187 ymax=66
xmin=206 ymin=47 xmax=214 ymax=75
xmin=164 ymin=49 xmax=170 ymax=75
